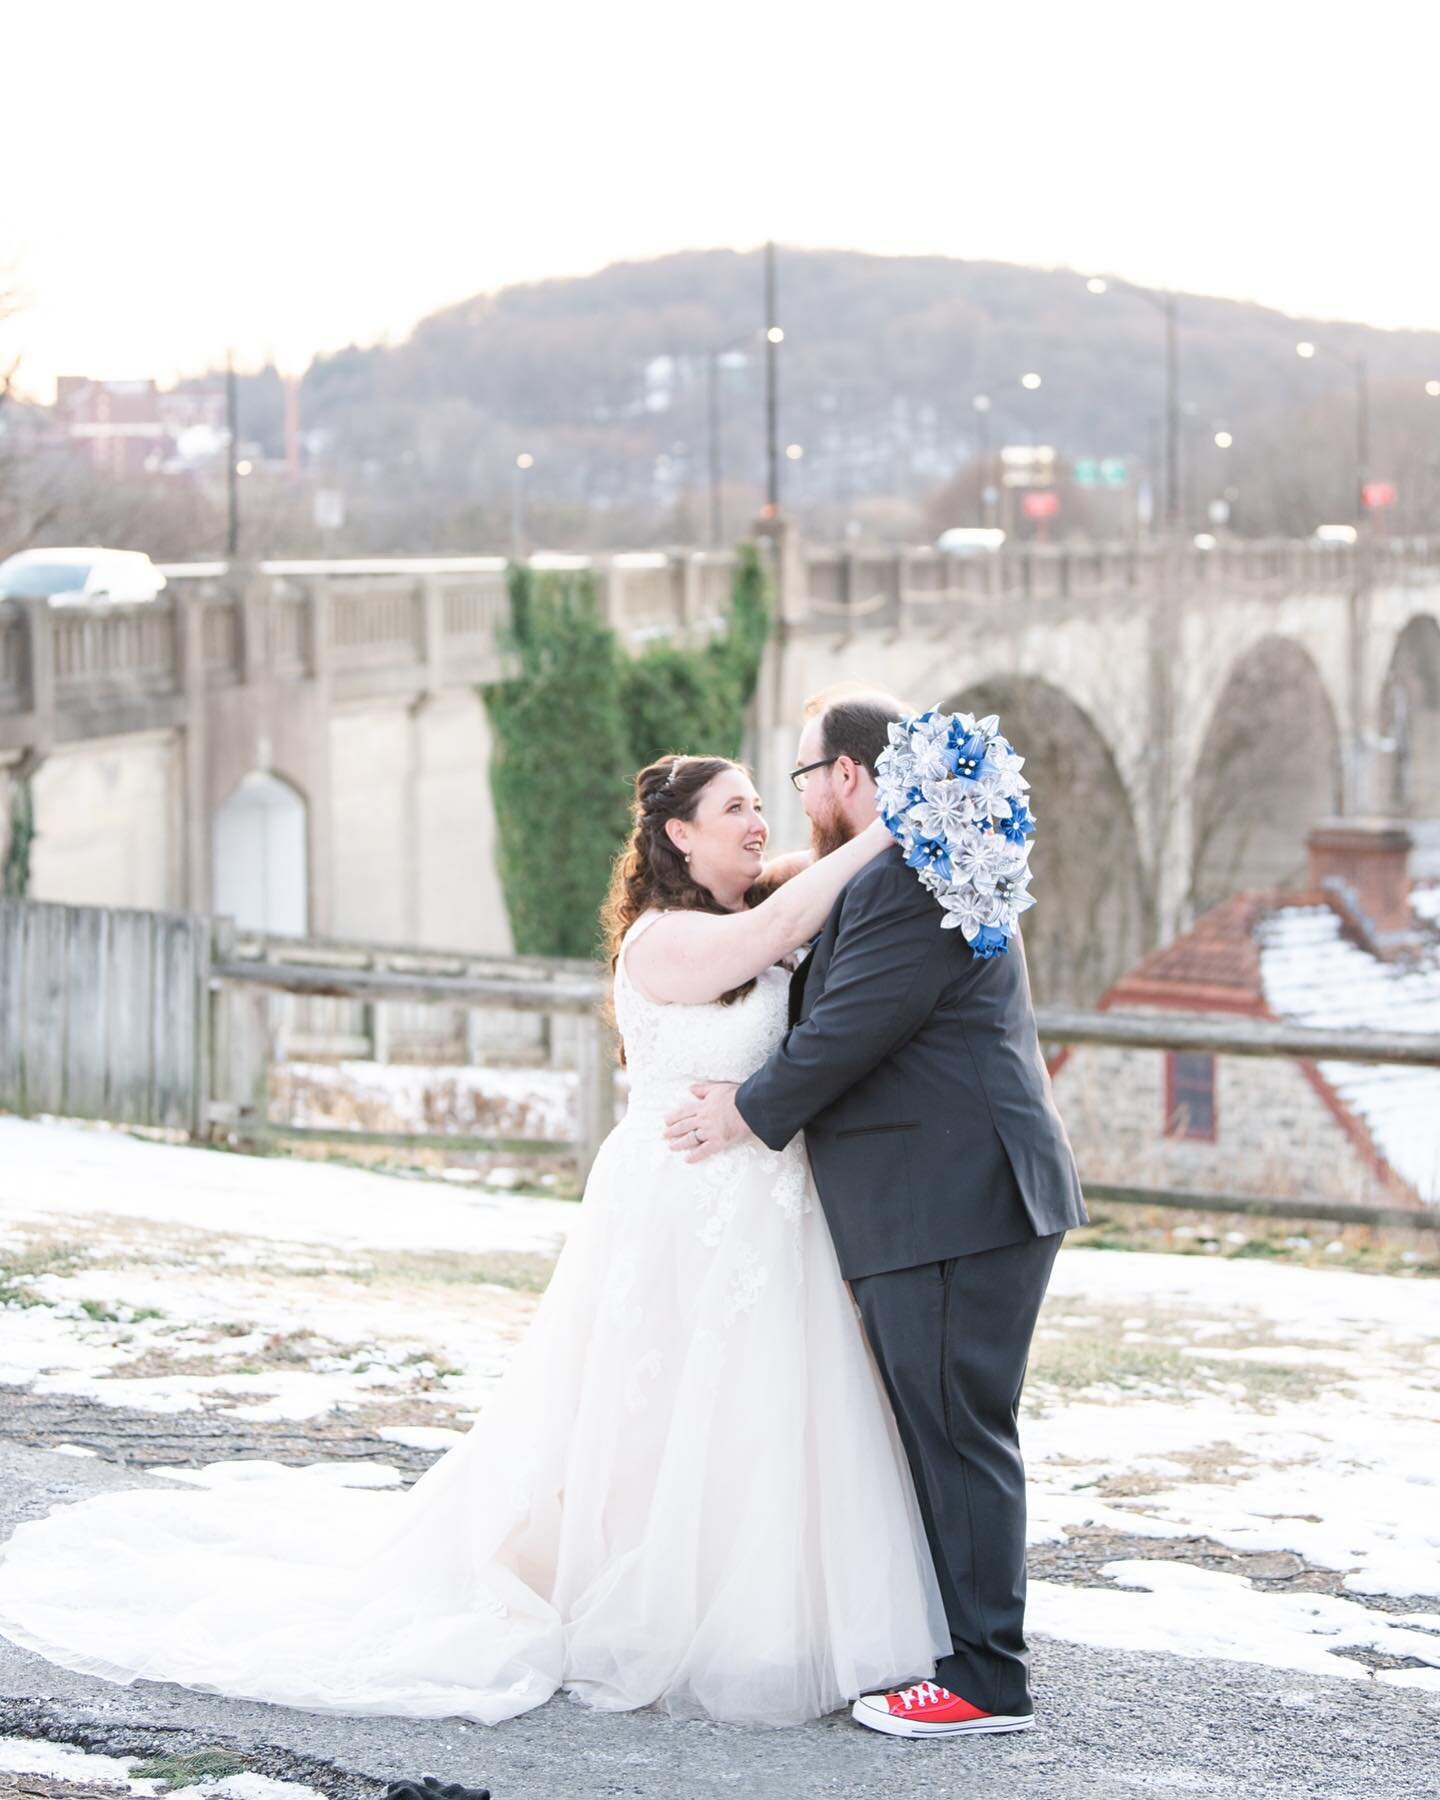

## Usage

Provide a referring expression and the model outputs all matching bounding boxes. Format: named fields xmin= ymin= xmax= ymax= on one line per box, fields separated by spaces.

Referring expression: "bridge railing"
xmin=5 ymin=533 xmax=1439 ymax=747
xmin=800 ymin=534 xmax=1440 ymax=623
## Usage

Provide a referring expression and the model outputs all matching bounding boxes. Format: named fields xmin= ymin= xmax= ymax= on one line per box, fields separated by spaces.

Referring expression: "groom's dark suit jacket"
xmin=736 ymin=844 xmax=1086 ymax=1280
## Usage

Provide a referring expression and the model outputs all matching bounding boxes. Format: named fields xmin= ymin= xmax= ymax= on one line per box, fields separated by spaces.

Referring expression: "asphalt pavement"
xmin=0 ymin=1445 xmax=1435 ymax=1800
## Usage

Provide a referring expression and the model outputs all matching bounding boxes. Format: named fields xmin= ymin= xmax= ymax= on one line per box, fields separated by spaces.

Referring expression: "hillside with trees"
xmin=8 ymin=249 xmax=1440 ymax=558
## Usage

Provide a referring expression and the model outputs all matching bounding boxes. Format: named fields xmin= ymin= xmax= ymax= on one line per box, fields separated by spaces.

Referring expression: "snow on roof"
xmin=1257 ymin=901 xmax=1440 ymax=1204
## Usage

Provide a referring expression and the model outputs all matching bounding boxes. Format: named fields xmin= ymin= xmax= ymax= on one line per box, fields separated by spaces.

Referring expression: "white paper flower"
xmin=913 ymin=738 xmax=953 ymax=783
xmin=911 ymin=779 xmax=977 ymax=842
xmin=971 ymin=769 xmax=1018 ymax=815
xmin=938 ymin=887 xmax=988 ymax=938
xmin=876 ymin=763 xmax=918 ymax=820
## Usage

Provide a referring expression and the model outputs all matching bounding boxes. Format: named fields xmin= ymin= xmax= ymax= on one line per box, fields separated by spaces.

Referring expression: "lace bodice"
xmin=614 ymin=911 xmax=792 ymax=1102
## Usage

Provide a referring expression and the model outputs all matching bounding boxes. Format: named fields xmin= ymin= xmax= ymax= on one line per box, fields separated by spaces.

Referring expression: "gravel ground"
xmin=0 ymin=1445 xmax=1436 ymax=1800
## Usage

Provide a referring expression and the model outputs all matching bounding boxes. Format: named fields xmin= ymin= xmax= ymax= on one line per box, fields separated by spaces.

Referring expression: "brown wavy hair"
xmin=602 ymin=755 xmax=760 ymax=1035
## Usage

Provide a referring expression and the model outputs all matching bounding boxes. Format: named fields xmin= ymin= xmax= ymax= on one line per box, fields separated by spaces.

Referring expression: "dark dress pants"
xmin=850 ymin=1230 xmax=1063 ymax=1716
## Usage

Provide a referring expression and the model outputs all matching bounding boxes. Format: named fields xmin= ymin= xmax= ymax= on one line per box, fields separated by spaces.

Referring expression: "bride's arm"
xmin=626 ymin=819 xmax=892 ymax=1005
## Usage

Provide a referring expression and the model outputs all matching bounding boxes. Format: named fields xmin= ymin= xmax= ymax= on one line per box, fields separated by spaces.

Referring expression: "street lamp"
xmin=1295 ymin=339 xmax=1368 ymax=526
xmin=1086 ymin=274 xmax=1180 ymax=533
xmin=512 ymin=452 xmax=534 ymax=558
xmin=1213 ymin=431 xmax=1233 ymax=449
xmin=1020 ymin=371 xmax=1042 ymax=391
xmin=1426 ymin=379 xmax=1440 ymax=399
xmin=764 ymin=241 xmax=781 ymax=515
xmin=784 ymin=442 xmax=804 ymax=460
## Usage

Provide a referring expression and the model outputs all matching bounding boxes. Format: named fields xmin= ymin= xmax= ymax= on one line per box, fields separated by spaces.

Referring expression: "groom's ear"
xmin=835 ymin=754 xmax=865 ymax=796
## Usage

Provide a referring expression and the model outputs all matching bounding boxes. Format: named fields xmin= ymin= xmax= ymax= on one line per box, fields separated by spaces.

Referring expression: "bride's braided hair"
xmin=602 ymin=756 xmax=760 ymax=1038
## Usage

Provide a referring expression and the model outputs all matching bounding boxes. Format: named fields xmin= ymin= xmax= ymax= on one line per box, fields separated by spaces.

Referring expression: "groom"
xmin=664 ymin=688 xmax=1086 ymax=1738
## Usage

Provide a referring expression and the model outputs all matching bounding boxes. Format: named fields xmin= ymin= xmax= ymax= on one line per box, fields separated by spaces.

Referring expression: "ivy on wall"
xmin=622 ymin=542 xmax=769 ymax=767
xmin=1 ymin=756 xmax=37 ymax=899
xmin=483 ymin=546 xmax=771 ymax=958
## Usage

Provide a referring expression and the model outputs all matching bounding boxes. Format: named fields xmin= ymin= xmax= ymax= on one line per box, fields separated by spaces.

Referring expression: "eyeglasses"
xmin=789 ymin=758 xmax=838 ymax=792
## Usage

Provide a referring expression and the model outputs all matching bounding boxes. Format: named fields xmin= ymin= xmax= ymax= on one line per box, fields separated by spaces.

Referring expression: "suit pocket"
xmin=835 ymin=1120 xmax=920 ymax=1139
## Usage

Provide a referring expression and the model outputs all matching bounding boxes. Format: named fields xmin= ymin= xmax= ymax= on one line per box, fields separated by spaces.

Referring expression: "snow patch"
xmin=1033 ymin=1560 xmax=1440 ymax=1688
xmin=1257 ymin=902 xmax=1440 ymax=1203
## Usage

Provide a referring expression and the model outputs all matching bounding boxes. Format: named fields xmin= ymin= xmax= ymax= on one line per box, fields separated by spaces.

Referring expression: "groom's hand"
xmin=663 ymin=1082 xmax=751 ymax=1162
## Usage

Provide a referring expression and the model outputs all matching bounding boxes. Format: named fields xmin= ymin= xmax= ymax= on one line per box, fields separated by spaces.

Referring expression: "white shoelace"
xmin=897 ymin=1680 xmax=951 ymax=1710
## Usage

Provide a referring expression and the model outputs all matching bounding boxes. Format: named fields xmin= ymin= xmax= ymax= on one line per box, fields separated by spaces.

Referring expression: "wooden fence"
xmin=0 ymin=897 xmax=1436 ymax=1227
xmin=0 ymin=898 xmax=212 ymax=1133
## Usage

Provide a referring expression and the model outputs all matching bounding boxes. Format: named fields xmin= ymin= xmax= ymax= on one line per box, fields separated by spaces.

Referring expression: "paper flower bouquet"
xmin=875 ymin=707 xmax=1037 ymax=959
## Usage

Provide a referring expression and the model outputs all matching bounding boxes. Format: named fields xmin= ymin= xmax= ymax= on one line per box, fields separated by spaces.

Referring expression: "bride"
xmin=0 ymin=753 xmax=948 ymax=1728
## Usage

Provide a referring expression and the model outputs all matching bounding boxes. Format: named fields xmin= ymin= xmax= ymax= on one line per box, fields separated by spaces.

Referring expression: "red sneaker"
xmin=851 ymin=1679 xmax=1034 ymax=1738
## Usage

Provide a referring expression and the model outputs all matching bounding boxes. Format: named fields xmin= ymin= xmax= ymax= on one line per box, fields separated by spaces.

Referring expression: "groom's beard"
xmin=809 ymin=802 xmax=853 ymax=861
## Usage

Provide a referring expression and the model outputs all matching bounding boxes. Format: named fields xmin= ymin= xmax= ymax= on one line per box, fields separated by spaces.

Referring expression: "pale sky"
xmin=6 ymin=0 xmax=1439 ymax=401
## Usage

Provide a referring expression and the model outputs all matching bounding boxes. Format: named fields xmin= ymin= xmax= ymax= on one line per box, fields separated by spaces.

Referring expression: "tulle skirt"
xmin=0 ymin=1109 xmax=948 ymax=1726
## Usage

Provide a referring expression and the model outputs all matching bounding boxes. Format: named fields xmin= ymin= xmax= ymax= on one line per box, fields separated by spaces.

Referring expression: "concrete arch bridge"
xmin=1 ymin=536 xmax=1437 ymax=1006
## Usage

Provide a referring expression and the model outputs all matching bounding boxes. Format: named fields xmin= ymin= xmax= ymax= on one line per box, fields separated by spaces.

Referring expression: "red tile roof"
xmin=1100 ymin=891 xmax=1327 ymax=1017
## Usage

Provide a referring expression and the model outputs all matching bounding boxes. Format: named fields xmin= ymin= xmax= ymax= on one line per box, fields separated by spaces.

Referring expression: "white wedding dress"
xmin=0 ymin=913 xmax=948 ymax=1727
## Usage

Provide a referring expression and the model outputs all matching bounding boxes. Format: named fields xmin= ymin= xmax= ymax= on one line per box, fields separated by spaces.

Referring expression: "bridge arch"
xmin=212 ymin=771 xmax=310 ymax=936
xmin=1379 ymin=615 xmax=1440 ymax=822
xmin=940 ymin=674 xmax=1148 ymax=1006
xmin=1188 ymin=637 xmax=1341 ymax=917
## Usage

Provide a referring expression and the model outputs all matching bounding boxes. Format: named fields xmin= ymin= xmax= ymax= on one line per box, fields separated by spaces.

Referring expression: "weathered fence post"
xmin=573 ymin=1005 xmax=617 ymax=1184
xmin=209 ymin=915 xmax=271 ymax=1134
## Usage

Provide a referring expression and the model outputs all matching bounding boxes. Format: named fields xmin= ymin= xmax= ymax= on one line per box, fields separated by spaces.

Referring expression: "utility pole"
xmin=707 ymin=349 xmax=723 ymax=546
xmin=764 ymin=241 xmax=780 ymax=514
xmin=1354 ymin=353 xmax=1370 ymax=526
xmin=972 ymin=393 xmax=992 ymax=526
xmin=1163 ymin=293 xmax=1180 ymax=533
xmin=1085 ymin=276 xmax=1181 ymax=533
xmin=225 ymin=351 xmax=239 ymax=558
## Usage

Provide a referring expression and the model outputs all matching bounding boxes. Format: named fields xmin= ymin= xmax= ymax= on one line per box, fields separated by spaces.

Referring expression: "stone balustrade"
xmin=3 ymin=535 xmax=1438 ymax=754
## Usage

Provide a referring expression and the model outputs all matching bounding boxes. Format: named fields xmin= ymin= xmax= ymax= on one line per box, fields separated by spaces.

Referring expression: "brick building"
xmin=54 ymin=377 xmax=226 ymax=480
xmin=1051 ymin=819 xmax=1440 ymax=1213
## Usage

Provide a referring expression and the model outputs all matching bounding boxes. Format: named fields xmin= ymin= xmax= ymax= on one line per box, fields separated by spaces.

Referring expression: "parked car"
xmin=0 ymin=547 xmax=167 ymax=603
xmin=935 ymin=527 xmax=1006 ymax=555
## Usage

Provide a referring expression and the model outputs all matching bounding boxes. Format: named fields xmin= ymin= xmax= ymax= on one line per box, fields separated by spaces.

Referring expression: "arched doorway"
xmin=942 ymin=677 xmax=1147 ymax=1006
xmin=1189 ymin=638 xmax=1341 ymax=916
xmin=213 ymin=772 xmax=309 ymax=935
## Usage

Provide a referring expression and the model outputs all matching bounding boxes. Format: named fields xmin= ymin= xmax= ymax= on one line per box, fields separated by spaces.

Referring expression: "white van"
xmin=0 ymin=547 xmax=168 ymax=603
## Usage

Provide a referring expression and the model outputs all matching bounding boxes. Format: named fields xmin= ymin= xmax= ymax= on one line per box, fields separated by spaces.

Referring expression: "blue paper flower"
xmin=947 ymin=728 xmax=991 ymax=782
xmin=905 ymin=836 xmax=953 ymax=882
xmin=972 ymin=924 xmax=1009 ymax=958
xmin=1001 ymin=801 xmax=1036 ymax=844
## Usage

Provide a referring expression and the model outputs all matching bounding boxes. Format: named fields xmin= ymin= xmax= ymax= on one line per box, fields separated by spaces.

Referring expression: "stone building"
xmin=1050 ymin=820 xmax=1440 ymax=1213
